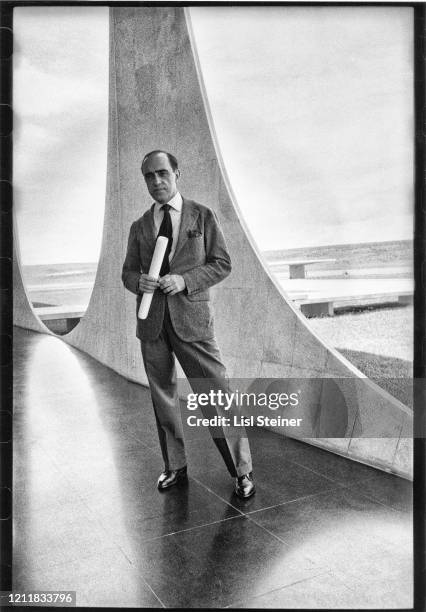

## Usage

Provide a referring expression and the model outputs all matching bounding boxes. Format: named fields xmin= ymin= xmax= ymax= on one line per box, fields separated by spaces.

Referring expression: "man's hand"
xmin=158 ymin=274 xmax=186 ymax=295
xmin=138 ymin=273 xmax=159 ymax=294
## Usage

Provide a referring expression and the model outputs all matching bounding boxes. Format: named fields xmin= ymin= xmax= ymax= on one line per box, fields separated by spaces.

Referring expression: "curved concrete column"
xmin=13 ymin=215 xmax=52 ymax=336
xmin=13 ymin=7 xmax=412 ymax=478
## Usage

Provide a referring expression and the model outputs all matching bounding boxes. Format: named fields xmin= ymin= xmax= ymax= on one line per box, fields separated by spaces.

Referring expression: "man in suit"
xmin=122 ymin=150 xmax=255 ymax=499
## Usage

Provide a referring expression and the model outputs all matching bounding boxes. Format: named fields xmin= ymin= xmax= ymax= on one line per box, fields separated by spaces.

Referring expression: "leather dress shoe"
xmin=157 ymin=466 xmax=188 ymax=490
xmin=235 ymin=472 xmax=256 ymax=499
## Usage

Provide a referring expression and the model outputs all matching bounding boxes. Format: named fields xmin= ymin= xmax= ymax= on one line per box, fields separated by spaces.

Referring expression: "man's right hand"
xmin=138 ymin=274 xmax=159 ymax=294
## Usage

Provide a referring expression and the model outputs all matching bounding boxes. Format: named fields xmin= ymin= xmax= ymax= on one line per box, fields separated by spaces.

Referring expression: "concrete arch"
xmin=13 ymin=6 xmax=412 ymax=478
xmin=13 ymin=215 xmax=53 ymax=336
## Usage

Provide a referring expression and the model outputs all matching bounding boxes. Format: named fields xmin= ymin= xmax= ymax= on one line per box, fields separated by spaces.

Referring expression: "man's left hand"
xmin=159 ymin=274 xmax=186 ymax=295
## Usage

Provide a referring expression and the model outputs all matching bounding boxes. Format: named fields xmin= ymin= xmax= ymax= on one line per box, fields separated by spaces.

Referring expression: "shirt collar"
xmin=154 ymin=192 xmax=183 ymax=212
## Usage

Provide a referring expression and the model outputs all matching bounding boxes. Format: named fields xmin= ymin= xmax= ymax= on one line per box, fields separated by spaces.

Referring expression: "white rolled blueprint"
xmin=137 ymin=235 xmax=168 ymax=319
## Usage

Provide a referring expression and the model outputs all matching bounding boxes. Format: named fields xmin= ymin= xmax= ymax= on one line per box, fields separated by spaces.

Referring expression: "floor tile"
xmin=344 ymin=469 xmax=413 ymax=513
xmin=230 ymin=567 xmax=412 ymax=609
xmin=13 ymin=506 xmax=125 ymax=570
xmin=283 ymin=441 xmax=383 ymax=485
xmin=248 ymin=486 xmax=412 ymax=569
xmin=230 ymin=571 xmax=363 ymax=608
xmin=134 ymin=516 xmax=321 ymax=608
xmin=88 ymin=476 xmax=241 ymax=549
xmin=332 ymin=549 xmax=413 ymax=608
xmin=191 ymin=456 xmax=341 ymax=513
xmin=13 ymin=553 xmax=162 ymax=608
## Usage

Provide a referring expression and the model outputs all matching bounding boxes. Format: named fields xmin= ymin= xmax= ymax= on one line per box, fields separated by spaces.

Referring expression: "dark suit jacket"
xmin=122 ymin=198 xmax=232 ymax=342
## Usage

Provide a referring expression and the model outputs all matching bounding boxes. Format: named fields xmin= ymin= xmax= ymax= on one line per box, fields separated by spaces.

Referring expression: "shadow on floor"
xmin=12 ymin=327 xmax=413 ymax=608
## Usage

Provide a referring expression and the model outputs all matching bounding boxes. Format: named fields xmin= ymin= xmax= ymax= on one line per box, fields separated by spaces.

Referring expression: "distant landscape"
xmin=22 ymin=239 xmax=413 ymax=308
xmin=21 ymin=239 xmax=414 ymax=402
xmin=22 ymin=261 xmax=98 ymax=308
xmin=263 ymin=239 xmax=413 ymax=278
xmin=265 ymin=240 xmax=414 ymax=399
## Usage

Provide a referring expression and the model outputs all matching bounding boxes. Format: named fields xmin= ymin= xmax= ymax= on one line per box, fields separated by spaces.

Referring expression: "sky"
xmin=14 ymin=6 xmax=414 ymax=264
xmin=14 ymin=8 xmax=109 ymax=265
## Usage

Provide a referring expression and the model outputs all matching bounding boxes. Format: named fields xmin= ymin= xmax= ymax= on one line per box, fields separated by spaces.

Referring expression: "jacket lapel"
xmin=171 ymin=198 xmax=199 ymax=263
xmin=141 ymin=203 xmax=157 ymax=251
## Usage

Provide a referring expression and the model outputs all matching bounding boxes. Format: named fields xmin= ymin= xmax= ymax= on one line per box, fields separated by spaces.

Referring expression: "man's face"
xmin=142 ymin=153 xmax=180 ymax=205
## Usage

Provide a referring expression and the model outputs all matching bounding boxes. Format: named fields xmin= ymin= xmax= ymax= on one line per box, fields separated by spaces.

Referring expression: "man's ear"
xmin=175 ymin=169 xmax=181 ymax=181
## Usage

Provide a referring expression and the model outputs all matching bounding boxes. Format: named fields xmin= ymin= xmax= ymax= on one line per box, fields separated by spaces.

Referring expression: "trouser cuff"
xmin=235 ymin=463 xmax=253 ymax=478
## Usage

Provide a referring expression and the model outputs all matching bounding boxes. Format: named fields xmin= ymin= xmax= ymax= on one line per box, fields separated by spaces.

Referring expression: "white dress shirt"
xmin=153 ymin=192 xmax=183 ymax=262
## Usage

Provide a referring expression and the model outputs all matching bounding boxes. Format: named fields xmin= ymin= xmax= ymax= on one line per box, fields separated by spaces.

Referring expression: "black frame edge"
xmin=0 ymin=2 xmax=13 ymax=595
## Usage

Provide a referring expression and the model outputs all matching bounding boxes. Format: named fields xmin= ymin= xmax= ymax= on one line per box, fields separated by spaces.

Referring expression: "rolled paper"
xmin=138 ymin=235 xmax=169 ymax=319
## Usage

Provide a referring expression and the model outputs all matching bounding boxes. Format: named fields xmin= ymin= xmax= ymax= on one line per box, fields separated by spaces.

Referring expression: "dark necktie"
xmin=158 ymin=204 xmax=173 ymax=275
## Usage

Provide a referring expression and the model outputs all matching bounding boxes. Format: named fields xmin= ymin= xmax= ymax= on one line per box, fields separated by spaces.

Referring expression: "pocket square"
xmin=187 ymin=229 xmax=202 ymax=238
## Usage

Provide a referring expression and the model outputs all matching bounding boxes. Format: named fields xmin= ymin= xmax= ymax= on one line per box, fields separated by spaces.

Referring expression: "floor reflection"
xmin=13 ymin=327 xmax=413 ymax=608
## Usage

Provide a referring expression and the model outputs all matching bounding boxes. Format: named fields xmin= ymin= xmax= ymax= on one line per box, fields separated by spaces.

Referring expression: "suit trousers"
xmin=140 ymin=301 xmax=253 ymax=478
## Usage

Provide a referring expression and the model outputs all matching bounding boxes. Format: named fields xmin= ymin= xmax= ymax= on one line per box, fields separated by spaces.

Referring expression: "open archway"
xmin=13 ymin=7 xmax=109 ymax=335
xmin=189 ymin=6 xmax=414 ymax=404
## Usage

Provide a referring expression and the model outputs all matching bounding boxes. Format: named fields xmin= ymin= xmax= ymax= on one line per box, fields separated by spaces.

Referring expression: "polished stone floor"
xmin=13 ymin=327 xmax=413 ymax=608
